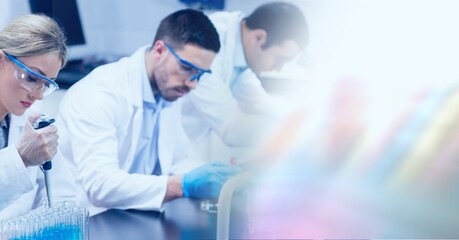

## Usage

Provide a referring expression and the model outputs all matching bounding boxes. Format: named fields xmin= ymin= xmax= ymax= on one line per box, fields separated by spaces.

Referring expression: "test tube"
xmin=2 ymin=201 xmax=89 ymax=240
xmin=0 ymin=219 xmax=4 ymax=240
xmin=5 ymin=219 xmax=15 ymax=240
xmin=77 ymin=208 xmax=89 ymax=240
xmin=27 ymin=215 xmax=40 ymax=240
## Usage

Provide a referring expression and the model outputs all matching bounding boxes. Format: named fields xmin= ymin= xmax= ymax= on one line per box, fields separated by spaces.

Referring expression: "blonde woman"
xmin=0 ymin=14 xmax=67 ymax=220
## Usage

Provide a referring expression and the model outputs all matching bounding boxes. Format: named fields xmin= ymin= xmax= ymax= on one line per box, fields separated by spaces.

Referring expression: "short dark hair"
xmin=153 ymin=9 xmax=220 ymax=53
xmin=245 ymin=2 xmax=308 ymax=50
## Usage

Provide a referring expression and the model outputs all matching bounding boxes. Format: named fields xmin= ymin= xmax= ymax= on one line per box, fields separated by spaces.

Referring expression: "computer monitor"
xmin=180 ymin=0 xmax=225 ymax=10
xmin=29 ymin=0 xmax=90 ymax=61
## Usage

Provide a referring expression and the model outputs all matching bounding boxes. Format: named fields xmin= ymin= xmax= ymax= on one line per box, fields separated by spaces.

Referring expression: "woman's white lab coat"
xmin=51 ymin=46 xmax=202 ymax=216
xmin=0 ymin=111 xmax=45 ymax=221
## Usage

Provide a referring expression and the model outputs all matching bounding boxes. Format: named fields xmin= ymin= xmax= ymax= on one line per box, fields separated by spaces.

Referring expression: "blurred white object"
xmin=216 ymin=172 xmax=253 ymax=240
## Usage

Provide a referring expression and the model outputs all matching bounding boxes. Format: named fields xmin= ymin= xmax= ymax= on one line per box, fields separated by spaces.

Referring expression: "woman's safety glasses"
xmin=5 ymin=53 xmax=59 ymax=97
xmin=164 ymin=43 xmax=211 ymax=82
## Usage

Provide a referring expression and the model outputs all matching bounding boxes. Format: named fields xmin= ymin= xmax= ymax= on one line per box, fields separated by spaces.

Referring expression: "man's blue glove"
xmin=182 ymin=162 xmax=241 ymax=199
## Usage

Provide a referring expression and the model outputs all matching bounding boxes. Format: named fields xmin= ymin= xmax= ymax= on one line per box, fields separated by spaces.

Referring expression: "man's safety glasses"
xmin=164 ymin=43 xmax=211 ymax=82
xmin=5 ymin=53 xmax=59 ymax=97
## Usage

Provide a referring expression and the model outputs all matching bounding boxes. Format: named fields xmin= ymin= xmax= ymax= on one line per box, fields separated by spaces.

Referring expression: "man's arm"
xmin=57 ymin=83 xmax=169 ymax=211
xmin=163 ymin=175 xmax=183 ymax=202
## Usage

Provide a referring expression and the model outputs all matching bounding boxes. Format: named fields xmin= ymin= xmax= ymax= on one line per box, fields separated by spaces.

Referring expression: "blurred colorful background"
xmin=241 ymin=0 xmax=459 ymax=238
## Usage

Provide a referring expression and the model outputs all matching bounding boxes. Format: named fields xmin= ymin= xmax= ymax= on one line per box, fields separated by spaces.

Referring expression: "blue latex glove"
xmin=182 ymin=162 xmax=241 ymax=199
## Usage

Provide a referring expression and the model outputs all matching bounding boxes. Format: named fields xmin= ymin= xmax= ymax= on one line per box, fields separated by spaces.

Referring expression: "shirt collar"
xmin=141 ymin=76 xmax=156 ymax=107
xmin=0 ymin=114 xmax=10 ymax=129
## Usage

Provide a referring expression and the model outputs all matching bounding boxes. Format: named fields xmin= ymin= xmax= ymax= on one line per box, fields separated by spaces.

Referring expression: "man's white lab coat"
xmin=181 ymin=11 xmax=280 ymax=147
xmin=51 ymin=46 xmax=202 ymax=216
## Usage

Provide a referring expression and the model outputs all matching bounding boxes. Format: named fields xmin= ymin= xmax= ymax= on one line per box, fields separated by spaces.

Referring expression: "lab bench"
xmin=89 ymin=198 xmax=249 ymax=240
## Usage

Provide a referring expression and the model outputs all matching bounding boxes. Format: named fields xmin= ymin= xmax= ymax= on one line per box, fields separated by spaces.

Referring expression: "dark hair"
xmin=153 ymin=9 xmax=220 ymax=53
xmin=245 ymin=2 xmax=308 ymax=50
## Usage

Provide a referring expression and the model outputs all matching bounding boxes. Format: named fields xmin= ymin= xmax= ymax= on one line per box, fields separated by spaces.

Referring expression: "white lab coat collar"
xmin=233 ymin=24 xmax=247 ymax=70
xmin=140 ymin=47 xmax=154 ymax=103
xmin=125 ymin=45 xmax=151 ymax=109
xmin=7 ymin=115 xmax=22 ymax=147
xmin=138 ymin=46 xmax=172 ymax=109
xmin=206 ymin=11 xmax=246 ymax=84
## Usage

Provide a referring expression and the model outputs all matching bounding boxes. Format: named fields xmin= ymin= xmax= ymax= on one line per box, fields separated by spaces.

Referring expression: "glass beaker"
xmin=200 ymin=199 xmax=219 ymax=213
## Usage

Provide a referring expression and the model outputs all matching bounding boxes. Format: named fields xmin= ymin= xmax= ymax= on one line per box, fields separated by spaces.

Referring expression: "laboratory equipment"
xmin=200 ymin=159 xmax=247 ymax=214
xmin=33 ymin=115 xmax=55 ymax=208
xmin=200 ymin=199 xmax=218 ymax=213
xmin=1 ymin=201 xmax=89 ymax=240
xmin=216 ymin=172 xmax=253 ymax=240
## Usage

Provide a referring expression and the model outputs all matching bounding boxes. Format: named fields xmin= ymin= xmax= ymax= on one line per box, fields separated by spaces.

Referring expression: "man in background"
xmin=181 ymin=2 xmax=308 ymax=148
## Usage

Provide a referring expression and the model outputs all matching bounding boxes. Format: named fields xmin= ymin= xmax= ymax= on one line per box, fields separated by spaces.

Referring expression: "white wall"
xmin=0 ymin=0 xmax=29 ymax=27
xmin=76 ymin=0 xmax=305 ymax=58
xmin=0 ymin=0 xmax=285 ymax=58
xmin=76 ymin=0 xmax=184 ymax=58
xmin=3 ymin=0 xmax=459 ymax=86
